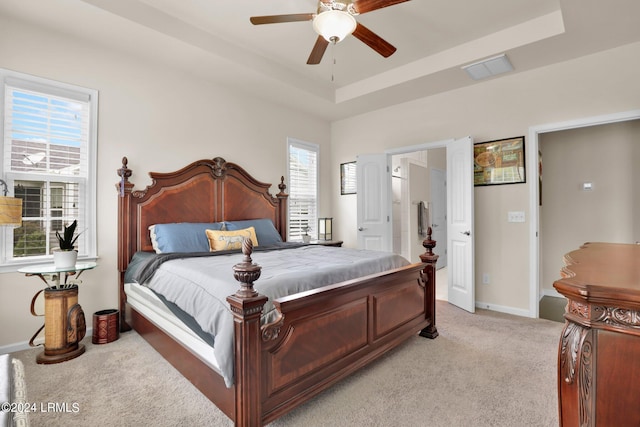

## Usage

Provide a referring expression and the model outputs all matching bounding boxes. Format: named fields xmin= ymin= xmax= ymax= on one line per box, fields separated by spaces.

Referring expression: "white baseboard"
xmin=0 ymin=341 xmax=34 ymax=355
xmin=0 ymin=327 xmax=93 ymax=355
xmin=475 ymin=301 xmax=531 ymax=318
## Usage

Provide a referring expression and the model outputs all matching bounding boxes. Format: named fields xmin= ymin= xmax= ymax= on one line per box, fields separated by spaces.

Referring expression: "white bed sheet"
xmin=124 ymin=282 xmax=221 ymax=373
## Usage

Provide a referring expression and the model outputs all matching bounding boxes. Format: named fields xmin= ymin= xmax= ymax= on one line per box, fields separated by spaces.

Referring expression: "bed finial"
xmin=117 ymin=156 xmax=133 ymax=197
xmin=117 ymin=157 xmax=132 ymax=180
xmin=278 ymin=176 xmax=287 ymax=195
xmin=211 ymin=157 xmax=227 ymax=177
xmin=232 ymin=238 xmax=262 ymax=298
xmin=241 ymin=238 xmax=253 ymax=263
xmin=421 ymin=227 xmax=436 ymax=258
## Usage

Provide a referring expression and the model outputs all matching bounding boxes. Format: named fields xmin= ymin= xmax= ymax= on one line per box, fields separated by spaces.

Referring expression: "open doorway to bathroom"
xmin=391 ymin=148 xmax=448 ymax=301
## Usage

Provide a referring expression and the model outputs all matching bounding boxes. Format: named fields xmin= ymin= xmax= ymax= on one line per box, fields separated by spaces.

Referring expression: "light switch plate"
xmin=507 ymin=211 xmax=525 ymax=223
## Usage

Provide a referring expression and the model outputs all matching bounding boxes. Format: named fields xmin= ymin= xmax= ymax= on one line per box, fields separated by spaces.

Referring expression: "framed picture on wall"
xmin=474 ymin=136 xmax=526 ymax=186
xmin=340 ymin=162 xmax=356 ymax=195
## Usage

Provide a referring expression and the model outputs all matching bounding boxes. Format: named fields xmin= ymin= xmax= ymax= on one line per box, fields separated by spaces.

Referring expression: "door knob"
xmin=461 ymin=230 xmax=471 ymax=236
xmin=358 ymin=227 xmax=365 ymax=231
xmin=432 ymin=224 xmax=439 ymax=228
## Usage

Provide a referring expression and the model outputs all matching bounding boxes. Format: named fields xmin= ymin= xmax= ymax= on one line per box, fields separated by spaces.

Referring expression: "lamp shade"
xmin=312 ymin=10 xmax=357 ymax=43
xmin=318 ymin=217 xmax=333 ymax=240
xmin=0 ymin=196 xmax=22 ymax=227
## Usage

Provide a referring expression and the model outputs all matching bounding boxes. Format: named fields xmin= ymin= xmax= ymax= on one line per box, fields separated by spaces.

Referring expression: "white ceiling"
xmin=2 ymin=0 xmax=640 ymax=121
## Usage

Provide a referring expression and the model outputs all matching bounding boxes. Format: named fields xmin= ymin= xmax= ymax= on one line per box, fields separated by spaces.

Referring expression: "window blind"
xmin=2 ymin=75 xmax=93 ymax=263
xmin=288 ymin=141 xmax=318 ymax=240
xmin=4 ymin=86 xmax=89 ymax=178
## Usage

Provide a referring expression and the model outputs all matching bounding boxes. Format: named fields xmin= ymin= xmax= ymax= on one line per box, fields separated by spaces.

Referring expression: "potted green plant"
xmin=301 ymin=226 xmax=311 ymax=244
xmin=53 ymin=220 xmax=81 ymax=268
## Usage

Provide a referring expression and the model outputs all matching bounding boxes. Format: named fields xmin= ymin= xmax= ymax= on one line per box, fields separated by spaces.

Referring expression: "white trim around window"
xmin=0 ymin=69 xmax=98 ymax=272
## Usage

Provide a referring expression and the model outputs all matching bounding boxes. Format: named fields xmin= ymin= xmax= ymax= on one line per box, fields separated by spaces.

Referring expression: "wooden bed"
xmin=116 ymin=156 xmax=438 ymax=427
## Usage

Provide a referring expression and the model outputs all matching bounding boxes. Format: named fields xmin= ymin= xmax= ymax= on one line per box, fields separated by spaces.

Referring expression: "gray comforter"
xmin=137 ymin=245 xmax=410 ymax=387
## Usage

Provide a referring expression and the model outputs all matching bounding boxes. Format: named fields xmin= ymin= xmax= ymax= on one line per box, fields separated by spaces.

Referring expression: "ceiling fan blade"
xmin=352 ymin=23 xmax=396 ymax=58
xmin=250 ymin=13 xmax=314 ymax=25
xmin=353 ymin=0 xmax=410 ymax=14
xmin=307 ymin=36 xmax=330 ymax=64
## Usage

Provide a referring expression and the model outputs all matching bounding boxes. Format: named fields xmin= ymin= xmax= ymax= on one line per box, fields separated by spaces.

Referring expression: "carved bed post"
xmin=419 ymin=227 xmax=439 ymax=338
xmin=276 ymin=177 xmax=288 ymax=241
xmin=227 ymin=239 xmax=268 ymax=427
xmin=116 ymin=157 xmax=134 ymax=332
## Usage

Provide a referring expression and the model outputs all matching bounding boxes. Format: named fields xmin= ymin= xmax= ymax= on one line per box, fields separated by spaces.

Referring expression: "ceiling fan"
xmin=250 ymin=0 xmax=410 ymax=65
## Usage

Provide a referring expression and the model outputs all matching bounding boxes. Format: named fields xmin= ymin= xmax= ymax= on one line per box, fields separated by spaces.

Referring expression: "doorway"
xmin=528 ymin=109 xmax=640 ymax=318
xmin=358 ymin=137 xmax=475 ymax=312
xmin=391 ymin=147 xmax=449 ymax=301
xmin=391 ymin=149 xmax=447 ymax=264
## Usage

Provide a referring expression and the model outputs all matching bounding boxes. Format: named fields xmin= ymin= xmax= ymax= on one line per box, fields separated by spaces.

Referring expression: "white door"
xmin=447 ymin=136 xmax=475 ymax=313
xmin=356 ymin=154 xmax=392 ymax=251
xmin=430 ymin=168 xmax=447 ymax=270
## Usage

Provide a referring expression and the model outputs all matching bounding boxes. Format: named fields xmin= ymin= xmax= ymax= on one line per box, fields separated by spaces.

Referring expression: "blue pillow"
xmin=149 ymin=222 xmax=225 ymax=253
xmin=225 ymin=219 xmax=283 ymax=246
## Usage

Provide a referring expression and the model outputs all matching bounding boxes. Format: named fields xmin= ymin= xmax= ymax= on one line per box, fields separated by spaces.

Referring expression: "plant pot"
xmin=302 ymin=235 xmax=311 ymax=243
xmin=53 ymin=249 xmax=78 ymax=269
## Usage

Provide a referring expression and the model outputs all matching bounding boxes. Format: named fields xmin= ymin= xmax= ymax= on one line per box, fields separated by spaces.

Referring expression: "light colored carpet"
xmin=12 ymin=301 xmax=564 ymax=426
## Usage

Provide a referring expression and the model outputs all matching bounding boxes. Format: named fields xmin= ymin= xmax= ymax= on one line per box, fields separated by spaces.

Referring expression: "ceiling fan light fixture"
xmin=313 ymin=10 xmax=357 ymax=43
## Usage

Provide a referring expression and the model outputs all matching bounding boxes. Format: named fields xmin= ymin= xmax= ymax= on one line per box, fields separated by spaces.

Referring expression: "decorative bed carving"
xmin=116 ymin=156 xmax=438 ymax=427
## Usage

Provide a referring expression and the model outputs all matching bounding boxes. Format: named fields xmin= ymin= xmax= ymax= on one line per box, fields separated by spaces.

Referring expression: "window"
xmin=287 ymin=138 xmax=319 ymax=241
xmin=0 ymin=69 xmax=97 ymax=270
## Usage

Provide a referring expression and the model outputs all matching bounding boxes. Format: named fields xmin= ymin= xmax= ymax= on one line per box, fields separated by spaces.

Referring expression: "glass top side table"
xmin=19 ymin=262 xmax=97 ymax=364
xmin=19 ymin=261 xmax=97 ymax=289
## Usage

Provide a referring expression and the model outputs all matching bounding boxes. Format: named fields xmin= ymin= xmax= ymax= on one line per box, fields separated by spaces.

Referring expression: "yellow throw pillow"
xmin=205 ymin=227 xmax=258 ymax=251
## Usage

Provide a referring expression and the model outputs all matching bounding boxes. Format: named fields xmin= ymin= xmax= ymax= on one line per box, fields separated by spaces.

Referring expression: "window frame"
xmin=287 ymin=138 xmax=319 ymax=242
xmin=0 ymin=69 xmax=98 ymax=272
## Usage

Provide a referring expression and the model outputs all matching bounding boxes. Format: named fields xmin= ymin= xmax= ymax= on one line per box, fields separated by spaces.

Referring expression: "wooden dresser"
xmin=553 ymin=242 xmax=640 ymax=427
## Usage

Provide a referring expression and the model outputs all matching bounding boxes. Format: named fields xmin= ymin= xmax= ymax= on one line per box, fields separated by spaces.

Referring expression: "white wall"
xmin=331 ymin=41 xmax=640 ymax=314
xmin=0 ymin=16 xmax=331 ymax=348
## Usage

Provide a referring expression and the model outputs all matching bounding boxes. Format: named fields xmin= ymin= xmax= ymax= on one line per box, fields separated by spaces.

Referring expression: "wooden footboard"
xmin=229 ymin=237 xmax=438 ymax=426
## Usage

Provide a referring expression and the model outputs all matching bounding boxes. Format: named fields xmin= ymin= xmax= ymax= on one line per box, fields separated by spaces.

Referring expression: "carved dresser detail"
xmin=554 ymin=242 xmax=640 ymax=427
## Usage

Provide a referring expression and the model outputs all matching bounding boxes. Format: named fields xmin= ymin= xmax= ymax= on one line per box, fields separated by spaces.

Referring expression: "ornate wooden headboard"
xmin=115 ymin=156 xmax=288 ymax=286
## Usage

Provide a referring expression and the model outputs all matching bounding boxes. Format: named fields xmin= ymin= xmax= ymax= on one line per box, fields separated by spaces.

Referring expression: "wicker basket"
xmin=32 ymin=285 xmax=86 ymax=364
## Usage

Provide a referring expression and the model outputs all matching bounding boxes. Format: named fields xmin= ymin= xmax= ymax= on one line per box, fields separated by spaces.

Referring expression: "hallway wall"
xmin=539 ymin=119 xmax=640 ymax=294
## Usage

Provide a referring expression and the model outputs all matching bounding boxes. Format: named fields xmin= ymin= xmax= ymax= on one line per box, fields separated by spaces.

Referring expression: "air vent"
xmin=462 ymin=54 xmax=514 ymax=80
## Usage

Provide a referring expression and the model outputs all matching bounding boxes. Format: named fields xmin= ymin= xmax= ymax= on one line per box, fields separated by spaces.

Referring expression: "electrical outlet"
xmin=482 ymin=273 xmax=490 ymax=284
